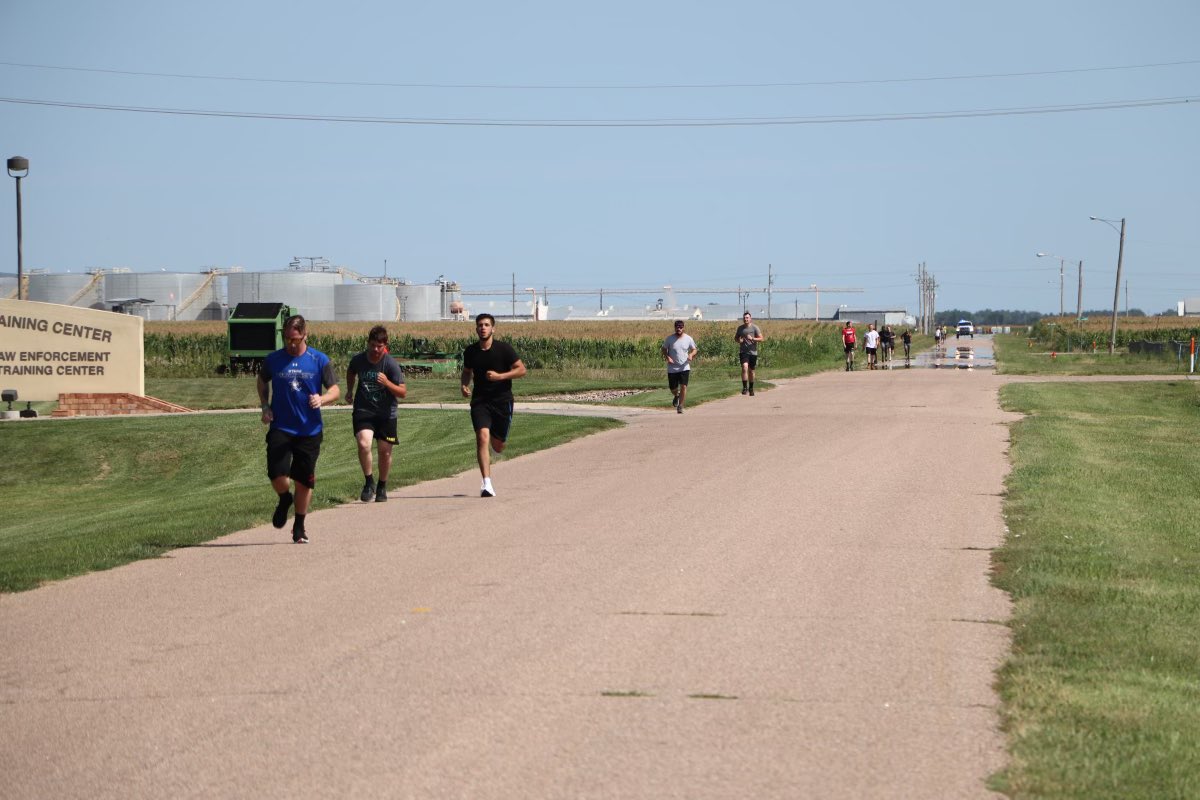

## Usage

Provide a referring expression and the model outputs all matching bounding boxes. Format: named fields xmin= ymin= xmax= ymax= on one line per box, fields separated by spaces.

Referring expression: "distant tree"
xmin=935 ymin=309 xmax=1044 ymax=325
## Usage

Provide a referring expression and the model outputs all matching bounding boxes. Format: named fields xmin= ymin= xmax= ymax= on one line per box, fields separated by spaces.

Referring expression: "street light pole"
xmin=1090 ymin=216 xmax=1126 ymax=354
xmin=7 ymin=156 xmax=29 ymax=300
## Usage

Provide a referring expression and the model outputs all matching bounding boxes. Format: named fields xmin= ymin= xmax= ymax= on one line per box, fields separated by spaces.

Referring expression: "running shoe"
xmin=374 ymin=483 xmax=388 ymax=502
xmin=481 ymin=478 xmax=496 ymax=498
xmin=360 ymin=476 xmax=376 ymax=502
xmin=292 ymin=527 xmax=308 ymax=544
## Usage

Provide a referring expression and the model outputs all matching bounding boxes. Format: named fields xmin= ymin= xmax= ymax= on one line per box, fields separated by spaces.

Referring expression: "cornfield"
xmin=1030 ymin=317 xmax=1200 ymax=351
xmin=143 ymin=319 xmax=846 ymax=377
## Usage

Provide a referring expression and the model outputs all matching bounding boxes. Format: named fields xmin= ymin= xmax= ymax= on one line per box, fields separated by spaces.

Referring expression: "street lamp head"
xmin=6 ymin=156 xmax=28 ymax=178
xmin=1036 ymin=252 xmax=1050 ymax=257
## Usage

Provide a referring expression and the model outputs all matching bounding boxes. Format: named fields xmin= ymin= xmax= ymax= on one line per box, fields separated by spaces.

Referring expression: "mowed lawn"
xmin=0 ymin=409 xmax=620 ymax=592
xmin=993 ymin=379 xmax=1200 ymax=798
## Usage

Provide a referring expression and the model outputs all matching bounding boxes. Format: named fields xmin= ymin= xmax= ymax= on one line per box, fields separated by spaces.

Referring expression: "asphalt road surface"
xmin=1 ymin=364 xmax=1016 ymax=799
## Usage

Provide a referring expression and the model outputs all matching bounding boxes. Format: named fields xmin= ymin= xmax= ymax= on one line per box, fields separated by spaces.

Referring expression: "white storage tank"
xmin=27 ymin=272 xmax=106 ymax=308
xmin=227 ymin=271 xmax=341 ymax=320
xmin=0 ymin=276 xmax=17 ymax=300
xmin=335 ymin=283 xmax=400 ymax=321
xmin=397 ymin=283 xmax=442 ymax=322
xmin=104 ymin=272 xmax=221 ymax=321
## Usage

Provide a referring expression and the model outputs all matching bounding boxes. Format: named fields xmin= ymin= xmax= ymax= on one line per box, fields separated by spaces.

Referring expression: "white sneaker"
xmin=481 ymin=479 xmax=496 ymax=498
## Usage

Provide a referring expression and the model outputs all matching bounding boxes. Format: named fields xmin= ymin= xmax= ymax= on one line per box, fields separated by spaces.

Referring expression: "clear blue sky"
xmin=2 ymin=0 xmax=1197 ymax=315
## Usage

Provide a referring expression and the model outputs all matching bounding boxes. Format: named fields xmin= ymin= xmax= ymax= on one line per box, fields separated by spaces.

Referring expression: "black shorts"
xmin=865 ymin=347 xmax=877 ymax=355
xmin=667 ymin=371 xmax=691 ymax=390
xmin=844 ymin=343 xmax=855 ymax=354
xmin=470 ymin=398 xmax=514 ymax=442
xmin=353 ymin=413 xmax=398 ymax=444
xmin=739 ymin=353 xmax=758 ymax=368
xmin=266 ymin=428 xmax=323 ymax=489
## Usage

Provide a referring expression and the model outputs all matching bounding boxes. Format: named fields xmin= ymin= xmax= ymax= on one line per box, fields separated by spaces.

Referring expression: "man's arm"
xmin=379 ymin=363 xmax=408 ymax=400
xmin=485 ymin=358 xmax=527 ymax=382
xmin=313 ymin=362 xmax=340 ymax=408
xmin=345 ymin=366 xmax=357 ymax=406
xmin=461 ymin=366 xmax=473 ymax=398
xmin=256 ymin=369 xmax=273 ymax=424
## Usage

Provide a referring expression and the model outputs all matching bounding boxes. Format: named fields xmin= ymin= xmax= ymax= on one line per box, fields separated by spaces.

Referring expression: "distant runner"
xmin=663 ymin=319 xmax=698 ymax=413
xmin=735 ymin=311 xmax=764 ymax=396
xmin=346 ymin=325 xmax=407 ymax=503
xmin=461 ymin=313 xmax=527 ymax=498
xmin=257 ymin=315 xmax=340 ymax=544
xmin=842 ymin=322 xmax=857 ymax=371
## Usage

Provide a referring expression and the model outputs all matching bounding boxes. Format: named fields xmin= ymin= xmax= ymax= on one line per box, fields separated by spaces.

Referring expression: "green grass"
xmin=994 ymin=333 xmax=1196 ymax=376
xmin=0 ymin=409 xmax=620 ymax=592
xmin=992 ymin=380 xmax=1200 ymax=798
xmin=143 ymin=367 xmax=787 ymax=411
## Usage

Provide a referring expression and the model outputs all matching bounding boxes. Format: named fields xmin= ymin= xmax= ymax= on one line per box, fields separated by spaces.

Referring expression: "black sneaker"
xmin=360 ymin=476 xmax=375 ymax=502
xmin=272 ymin=492 xmax=293 ymax=529
xmin=677 ymin=405 xmax=683 ymax=414
xmin=672 ymin=394 xmax=679 ymax=408
xmin=741 ymin=387 xmax=748 ymax=395
xmin=749 ymin=388 xmax=755 ymax=396
xmin=292 ymin=527 xmax=308 ymax=544
xmin=374 ymin=483 xmax=388 ymax=502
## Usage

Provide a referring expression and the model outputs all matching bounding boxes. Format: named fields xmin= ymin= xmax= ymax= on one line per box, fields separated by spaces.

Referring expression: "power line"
xmin=2 ymin=58 xmax=1197 ymax=91
xmin=2 ymin=94 xmax=1195 ymax=127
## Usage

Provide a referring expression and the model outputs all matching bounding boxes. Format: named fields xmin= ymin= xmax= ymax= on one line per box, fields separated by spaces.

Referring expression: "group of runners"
xmin=256 ymin=309 xmax=769 ymax=543
xmin=257 ymin=313 xmax=525 ymax=544
xmin=841 ymin=321 xmax=912 ymax=370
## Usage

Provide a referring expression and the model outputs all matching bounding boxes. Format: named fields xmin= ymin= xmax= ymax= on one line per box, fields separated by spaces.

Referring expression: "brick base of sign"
xmin=52 ymin=393 xmax=193 ymax=417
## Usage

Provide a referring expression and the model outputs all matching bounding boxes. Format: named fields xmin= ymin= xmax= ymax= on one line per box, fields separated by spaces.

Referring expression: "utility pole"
xmin=1059 ymin=259 xmax=1064 ymax=317
xmin=1076 ymin=260 xmax=1083 ymax=319
xmin=767 ymin=264 xmax=773 ymax=319
xmin=511 ymin=273 xmax=516 ymax=320
xmin=1108 ymin=218 xmax=1126 ymax=354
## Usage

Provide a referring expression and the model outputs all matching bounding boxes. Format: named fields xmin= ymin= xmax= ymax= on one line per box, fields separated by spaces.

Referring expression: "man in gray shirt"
xmin=662 ymin=319 xmax=698 ymax=414
xmin=735 ymin=311 xmax=764 ymax=396
xmin=346 ymin=325 xmax=407 ymax=502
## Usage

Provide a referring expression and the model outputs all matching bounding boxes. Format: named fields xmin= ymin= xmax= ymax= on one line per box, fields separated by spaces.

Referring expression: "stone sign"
xmin=0 ymin=299 xmax=144 ymax=401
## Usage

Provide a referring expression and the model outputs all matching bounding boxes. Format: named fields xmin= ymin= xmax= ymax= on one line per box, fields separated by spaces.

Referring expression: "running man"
xmin=881 ymin=325 xmax=896 ymax=367
xmin=461 ymin=313 xmax=527 ymax=498
xmin=346 ymin=325 xmax=407 ymax=503
xmin=735 ymin=311 xmax=764 ymax=395
xmin=901 ymin=328 xmax=913 ymax=362
xmin=663 ymin=319 xmax=698 ymax=413
xmin=841 ymin=321 xmax=857 ymax=371
xmin=257 ymin=315 xmax=340 ymax=544
xmin=863 ymin=323 xmax=880 ymax=370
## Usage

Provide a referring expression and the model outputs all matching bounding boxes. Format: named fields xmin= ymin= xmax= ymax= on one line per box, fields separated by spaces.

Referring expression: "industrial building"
xmin=2 ymin=263 xmax=465 ymax=323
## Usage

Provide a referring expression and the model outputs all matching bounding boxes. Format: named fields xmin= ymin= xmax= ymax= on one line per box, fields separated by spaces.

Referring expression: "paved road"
xmin=1 ymin=365 xmax=1016 ymax=798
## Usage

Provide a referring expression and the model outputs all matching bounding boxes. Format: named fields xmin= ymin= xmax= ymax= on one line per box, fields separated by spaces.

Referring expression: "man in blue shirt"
xmin=256 ymin=315 xmax=340 ymax=543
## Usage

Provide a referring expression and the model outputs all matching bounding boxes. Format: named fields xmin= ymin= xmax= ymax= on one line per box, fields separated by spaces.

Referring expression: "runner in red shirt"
xmin=841 ymin=322 xmax=857 ymax=371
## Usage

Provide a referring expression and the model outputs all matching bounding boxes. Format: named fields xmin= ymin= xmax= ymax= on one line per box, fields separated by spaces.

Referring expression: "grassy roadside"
xmin=994 ymin=333 xmax=1195 ymax=376
xmin=991 ymin=380 xmax=1200 ymax=797
xmin=0 ymin=410 xmax=620 ymax=593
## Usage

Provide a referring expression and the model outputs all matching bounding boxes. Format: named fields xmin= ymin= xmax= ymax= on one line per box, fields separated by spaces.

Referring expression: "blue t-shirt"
xmin=263 ymin=346 xmax=337 ymax=436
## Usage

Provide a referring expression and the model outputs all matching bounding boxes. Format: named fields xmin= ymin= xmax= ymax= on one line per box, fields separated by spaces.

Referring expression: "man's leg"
xmin=741 ymin=360 xmax=750 ymax=393
xmin=376 ymin=438 xmax=393 ymax=482
xmin=356 ymin=427 xmax=376 ymax=501
xmin=748 ymin=365 xmax=756 ymax=395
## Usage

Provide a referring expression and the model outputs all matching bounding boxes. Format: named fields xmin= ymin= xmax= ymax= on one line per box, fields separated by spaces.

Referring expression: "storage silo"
xmin=27 ymin=272 xmax=106 ymax=308
xmin=104 ymin=272 xmax=220 ymax=321
xmin=335 ymin=283 xmax=400 ymax=321
xmin=397 ymin=283 xmax=442 ymax=322
xmin=227 ymin=271 xmax=341 ymax=320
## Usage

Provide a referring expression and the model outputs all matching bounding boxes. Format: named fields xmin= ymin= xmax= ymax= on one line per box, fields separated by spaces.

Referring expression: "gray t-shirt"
xmin=736 ymin=323 xmax=762 ymax=356
xmin=663 ymin=333 xmax=696 ymax=374
xmin=348 ymin=352 xmax=405 ymax=419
